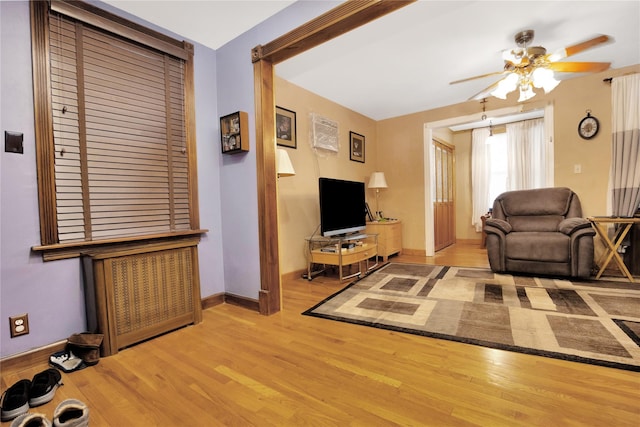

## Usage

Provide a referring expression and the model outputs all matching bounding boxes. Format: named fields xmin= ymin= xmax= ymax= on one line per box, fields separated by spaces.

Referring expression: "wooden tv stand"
xmin=306 ymin=233 xmax=378 ymax=281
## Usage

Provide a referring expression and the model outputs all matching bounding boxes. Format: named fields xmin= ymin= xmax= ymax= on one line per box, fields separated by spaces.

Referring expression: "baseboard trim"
xmin=282 ymin=269 xmax=305 ymax=282
xmin=0 ymin=340 xmax=67 ymax=374
xmin=224 ymin=293 xmax=260 ymax=311
xmin=201 ymin=293 xmax=225 ymax=310
xmin=401 ymin=248 xmax=426 ymax=256
xmin=456 ymin=238 xmax=483 ymax=245
xmin=2 ymin=293 xmax=260 ymax=374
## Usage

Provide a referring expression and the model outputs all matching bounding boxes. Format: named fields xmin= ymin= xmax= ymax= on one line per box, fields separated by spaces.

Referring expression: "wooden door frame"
xmin=251 ymin=1 xmax=415 ymax=314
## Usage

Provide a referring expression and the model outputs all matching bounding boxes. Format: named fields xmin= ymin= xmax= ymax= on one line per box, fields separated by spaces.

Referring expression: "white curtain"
xmin=610 ymin=74 xmax=640 ymax=217
xmin=471 ymin=127 xmax=491 ymax=232
xmin=505 ymin=118 xmax=547 ymax=190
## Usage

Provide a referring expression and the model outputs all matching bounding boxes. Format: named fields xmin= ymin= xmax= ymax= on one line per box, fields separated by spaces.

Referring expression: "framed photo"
xmin=365 ymin=202 xmax=374 ymax=222
xmin=349 ymin=131 xmax=365 ymax=163
xmin=276 ymin=106 xmax=296 ymax=149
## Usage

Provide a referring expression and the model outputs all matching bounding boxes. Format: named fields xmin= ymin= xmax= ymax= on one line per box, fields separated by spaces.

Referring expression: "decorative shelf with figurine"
xmin=220 ymin=111 xmax=249 ymax=154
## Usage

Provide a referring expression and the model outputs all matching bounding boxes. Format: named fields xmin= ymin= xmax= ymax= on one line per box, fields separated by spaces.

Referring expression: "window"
xmin=486 ymin=132 xmax=507 ymax=209
xmin=31 ymin=1 xmax=200 ymax=257
xmin=471 ymin=117 xmax=548 ymax=232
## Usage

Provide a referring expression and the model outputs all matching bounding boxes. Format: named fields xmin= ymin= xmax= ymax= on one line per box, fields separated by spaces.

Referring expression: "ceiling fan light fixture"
xmin=532 ymin=67 xmax=560 ymax=93
xmin=490 ymin=73 xmax=519 ymax=99
xmin=518 ymin=84 xmax=536 ymax=102
xmin=455 ymin=31 xmax=611 ymax=104
xmin=502 ymin=48 xmax=524 ymax=64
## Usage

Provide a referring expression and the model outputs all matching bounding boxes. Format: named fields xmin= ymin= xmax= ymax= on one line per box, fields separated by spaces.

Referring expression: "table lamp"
xmin=368 ymin=171 xmax=387 ymax=220
xmin=276 ymin=149 xmax=295 ymax=178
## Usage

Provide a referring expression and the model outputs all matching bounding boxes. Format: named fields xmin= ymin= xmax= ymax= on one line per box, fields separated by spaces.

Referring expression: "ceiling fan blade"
xmin=467 ymin=79 xmax=502 ymax=101
xmin=549 ymin=35 xmax=610 ymax=61
xmin=450 ymin=71 xmax=505 ymax=85
xmin=548 ymin=61 xmax=611 ymax=73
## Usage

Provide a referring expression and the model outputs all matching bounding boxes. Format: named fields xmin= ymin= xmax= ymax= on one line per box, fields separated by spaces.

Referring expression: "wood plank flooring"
xmin=2 ymin=243 xmax=639 ymax=426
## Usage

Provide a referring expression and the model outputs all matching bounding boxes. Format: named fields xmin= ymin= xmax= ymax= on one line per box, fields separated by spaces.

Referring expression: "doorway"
xmin=253 ymin=1 xmax=413 ymax=314
xmin=433 ymin=139 xmax=455 ymax=251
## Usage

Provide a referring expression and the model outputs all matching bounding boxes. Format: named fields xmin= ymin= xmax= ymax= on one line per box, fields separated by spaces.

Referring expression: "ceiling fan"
xmin=451 ymin=30 xmax=612 ymax=102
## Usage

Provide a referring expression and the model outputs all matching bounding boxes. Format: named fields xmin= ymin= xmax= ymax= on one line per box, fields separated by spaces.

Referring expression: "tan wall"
xmin=377 ymin=64 xmax=640 ymax=253
xmin=276 ymin=64 xmax=639 ymax=273
xmin=275 ymin=77 xmax=378 ymax=274
xmin=452 ymin=130 xmax=474 ymax=240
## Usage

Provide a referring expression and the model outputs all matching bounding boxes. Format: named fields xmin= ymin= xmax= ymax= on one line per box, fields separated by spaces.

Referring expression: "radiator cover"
xmin=83 ymin=237 xmax=202 ymax=356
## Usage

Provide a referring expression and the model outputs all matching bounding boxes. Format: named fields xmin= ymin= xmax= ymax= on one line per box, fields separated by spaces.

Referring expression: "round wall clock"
xmin=578 ymin=111 xmax=599 ymax=140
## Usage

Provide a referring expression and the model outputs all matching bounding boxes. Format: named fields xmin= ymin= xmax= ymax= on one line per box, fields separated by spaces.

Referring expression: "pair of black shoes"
xmin=0 ymin=369 xmax=63 ymax=422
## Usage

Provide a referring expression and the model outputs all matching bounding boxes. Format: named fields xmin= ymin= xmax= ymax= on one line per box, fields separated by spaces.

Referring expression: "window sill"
xmin=32 ymin=229 xmax=208 ymax=261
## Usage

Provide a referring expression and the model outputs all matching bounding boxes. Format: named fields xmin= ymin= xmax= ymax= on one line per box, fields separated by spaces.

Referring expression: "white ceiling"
xmin=103 ymin=1 xmax=640 ymax=121
xmin=102 ymin=0 xmax=297 ymax=50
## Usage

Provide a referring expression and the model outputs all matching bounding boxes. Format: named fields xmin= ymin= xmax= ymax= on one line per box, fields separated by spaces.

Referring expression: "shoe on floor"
xmin=49 ymin=350 xmax=86 ymax=373
xmin=10 ymin=412 xmax=52 ymax=427
xmin=0 ymin=379 xmax=31 ymax=422
xmin=53 ymin=399 xmax=88 ymax=427
xmin=29 ymin=368 xmax=63 ymax=407
xmin=67 ymin=333 xmax=103 ymax=366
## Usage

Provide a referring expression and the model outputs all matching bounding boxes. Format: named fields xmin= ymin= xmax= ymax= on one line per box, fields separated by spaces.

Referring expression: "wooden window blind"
xmin=47 ymin=9 xmax=190 ymax=243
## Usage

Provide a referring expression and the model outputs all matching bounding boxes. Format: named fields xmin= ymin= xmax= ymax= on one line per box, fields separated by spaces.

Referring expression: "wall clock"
xmin=578 ymin=110 xmax=599 ymax=140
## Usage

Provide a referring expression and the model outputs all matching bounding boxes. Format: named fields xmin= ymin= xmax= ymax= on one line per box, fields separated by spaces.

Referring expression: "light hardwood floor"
xmin=2 ymin=242 xmax=639 ymax=426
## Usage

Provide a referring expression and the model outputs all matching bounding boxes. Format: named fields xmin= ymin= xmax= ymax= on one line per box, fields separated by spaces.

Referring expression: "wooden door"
xmin=433 ymin=140 xmax=455 ymax=251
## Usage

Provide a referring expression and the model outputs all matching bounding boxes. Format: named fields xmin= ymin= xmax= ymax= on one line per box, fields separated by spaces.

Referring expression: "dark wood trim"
xmin=201 ymin=293 xmax=225 ymax=310
xmin=31 ymin=1 xmax=199 ymax=251
xmin=75 ymin=22 xmax=92 ymax=240
xmin=252 ymin=0 xmax=415 ymax=315
xmin=164 ymin=55 xmax=177 ymax=229
xmin=251 ymin=0 xmax=415 ymax=64
xmin=224 ymin=293 xmax=260 ymax=312
xmin=32 ymin=229 xmax=208 ymax=261
xmin=31 ymin=0 xmax=59 ymax=245
xmin=184 ymin=42 xmax=200 ymax=230
xmin=254 ymin=58 xmax=280 ymax=315
xmin=51 ymin=0 xmax=188 ymax=59
xmin=0 ymin=341 xmax=67 ymax=373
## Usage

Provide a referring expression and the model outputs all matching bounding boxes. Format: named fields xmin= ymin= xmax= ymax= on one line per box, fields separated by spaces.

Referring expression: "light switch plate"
xmin=5 ymin=131 xmax=24 ymax=154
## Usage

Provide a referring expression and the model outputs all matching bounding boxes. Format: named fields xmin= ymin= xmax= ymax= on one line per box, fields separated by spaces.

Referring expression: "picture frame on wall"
xmin=276 ymin=106 xmax=297 ymax=149
xmin=349 ymin=131 xmax=365 ymax=163
xmin=365 ymin=202 xmax=374 ymax=222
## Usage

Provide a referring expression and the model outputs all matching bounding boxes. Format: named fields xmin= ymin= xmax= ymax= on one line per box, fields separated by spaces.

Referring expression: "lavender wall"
xmin=215 ymin=1 xmax=338 ymax=298
xmin=0 ymin=1 xmax=224 ymax=358
xmin=0 ymin=0 xmax=339 ymax=358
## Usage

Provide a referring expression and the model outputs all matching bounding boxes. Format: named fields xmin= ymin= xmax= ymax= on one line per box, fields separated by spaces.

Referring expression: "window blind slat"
xmin=91 ymin=204 xmax=168 ymax=212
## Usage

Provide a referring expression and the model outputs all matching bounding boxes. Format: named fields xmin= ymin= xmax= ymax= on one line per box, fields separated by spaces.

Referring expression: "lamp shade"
xmin=276 ymin=148 xmax=295 ymax=177
xmin=368 ymin=172 xmax=388 ymax=189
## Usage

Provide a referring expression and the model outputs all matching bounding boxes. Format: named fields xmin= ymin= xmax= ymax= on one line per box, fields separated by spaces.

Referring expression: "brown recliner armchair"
xmin=484 ymin=187 xmax=595 ymax=278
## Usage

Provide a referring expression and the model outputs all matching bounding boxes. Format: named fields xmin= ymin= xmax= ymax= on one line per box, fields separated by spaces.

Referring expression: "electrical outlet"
xmin=9 ymin=314 xmax=29 ymax=338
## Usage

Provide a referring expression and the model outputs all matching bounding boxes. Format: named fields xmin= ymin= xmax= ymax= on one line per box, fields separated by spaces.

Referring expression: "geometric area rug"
xmin=303 ymin=263 xmax=640 ymax=372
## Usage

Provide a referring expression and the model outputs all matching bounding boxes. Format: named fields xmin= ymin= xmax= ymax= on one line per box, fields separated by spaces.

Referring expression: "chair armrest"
xmin=485 ymin=218 xmax=512 ymax=234
xmin=558 ymin=218 xmax=593 ymax=236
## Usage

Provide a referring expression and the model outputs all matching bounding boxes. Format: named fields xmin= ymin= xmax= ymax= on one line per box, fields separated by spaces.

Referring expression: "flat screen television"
xmin=319 ymin=177 xmax=366 ymax=237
